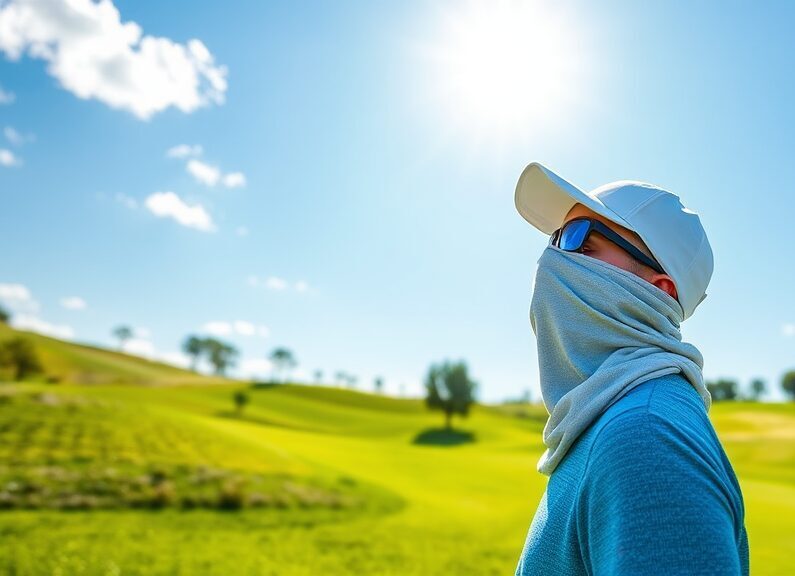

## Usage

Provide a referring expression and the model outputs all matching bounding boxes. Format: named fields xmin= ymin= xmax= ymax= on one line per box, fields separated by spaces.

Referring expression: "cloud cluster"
xmin=0 ymin=282 xmax=74 ymax=339
xmin=0 ymin=282 xmax=39 ymax=312
xmin=0 ymin=0 xmax=228 ymax=120
xmin=248 ymin=275 xmax=310 ymax=293
xmin=1 ymin=125 xmax=34 ymax=167
xmin=11 ymin=314 xmax=74 ymax=339
xmin=201 ymin=320 xmax=270 ymax=338
xmin=167 ymin=143 xmax=246 ymax=188
xmin=60 ymin=296 xmax=86 ymax=310
xmin=114 ymin=331 xmax=192 ymax=370
xmin=121 ymin=145 xmax=247 ymax=233
xmin=144 ymin=191 xmax=215 ymax=232
xmin=238 ymin=358 xmax=274 ymax=380
xmin=137 ymin=144 xmax=247 ymax=232
xmin=166 ymin=144 xmax=203 ymax=159
xmin=181 ymin=156 xmax=245 ymax=189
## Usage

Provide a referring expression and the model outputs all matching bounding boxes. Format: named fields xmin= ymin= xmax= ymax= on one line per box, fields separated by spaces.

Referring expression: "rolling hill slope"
xmin=0 ymin=323 xmax=231 ymax=386
xmin=0 ymin=324 xmax=793 ymax=574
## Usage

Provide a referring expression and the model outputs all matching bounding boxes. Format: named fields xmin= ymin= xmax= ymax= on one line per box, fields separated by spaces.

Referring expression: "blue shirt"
xmin=515 ymin=373 xmax=749 ymax=575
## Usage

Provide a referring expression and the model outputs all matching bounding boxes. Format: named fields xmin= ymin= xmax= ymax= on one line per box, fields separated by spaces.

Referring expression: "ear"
xmin=650 ymin=273 xmax=678 ymax=300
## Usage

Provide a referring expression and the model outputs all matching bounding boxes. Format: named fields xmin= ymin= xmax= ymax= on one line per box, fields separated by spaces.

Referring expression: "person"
xmin=511 ymin=162 xmax=749 ymax=575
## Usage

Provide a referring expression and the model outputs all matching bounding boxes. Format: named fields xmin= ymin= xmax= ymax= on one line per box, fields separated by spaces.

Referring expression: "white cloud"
xmin=235 ymin=225 xmax=249 ymax=237
xmin=0 ymin=282 xmax=39 ymax=312
xmin=202 ymin=321 xmax=232 ymax=337
xmin=144 ymin=191 xmax=215 ymax=232
xmin=783 ymin=323 xmax=795 ymax=337
xmin=186 ymin=158 xmax=245 ymax=188
xmin=119 ymin=339 xmax=190 ymax=370
xmin=115 ymin=192 xmax=137 ymax=209
xmin=113 ymin=333 xmax=189 ymax=369
xmin=221 ymin=172 xmax=246 ymax=188
xmin=121 ymin=337 xmax=155 ymax=357
xmin=166 ymin=143 xmax=202 ymax=159
xmin=0 ymin=148 xmax=20 ymax=166
xmin=11 ymin=313 xmax=74 ymax=340
xmin=186 ymin=158 xmax=221 ymax=186
xmin=248 ymin=275 xmax=311 ymax=294
xmin=0 ymin=0 xmax=228 ymax=120
xmin=0 ymin=85 xmax=14 ymax=104
xmin=1 ymin=284 xmax=74 ymax=340
xmin=233 ymin=320 xmax=255 ymax=336
xmin=60 ymin=296 xmax=86 ymax=310
xmin=201 ymin=320 xmax=269 ymax=338
xmin=265 ymin=276 xmax=288 ymax=291
xmin=238 ymin=358 xmax=273 ymax=380
xmin=4 ymin=126 xmax=33 ymax=146
xmin=158 ymin=351 xmax=191 ymax=369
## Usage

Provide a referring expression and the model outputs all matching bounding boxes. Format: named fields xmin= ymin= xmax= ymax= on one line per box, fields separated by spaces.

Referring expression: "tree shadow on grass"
xmin=412 ymin=427 xmax=476 ymax=447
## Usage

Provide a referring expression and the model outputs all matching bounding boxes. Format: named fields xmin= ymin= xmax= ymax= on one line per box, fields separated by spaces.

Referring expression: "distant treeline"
xmin=2 ymin=305 xmax=795 ymax=404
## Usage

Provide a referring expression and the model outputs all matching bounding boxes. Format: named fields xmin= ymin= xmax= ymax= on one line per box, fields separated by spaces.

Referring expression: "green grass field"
xmin=1 ymin=324 xmax=793 ymax=575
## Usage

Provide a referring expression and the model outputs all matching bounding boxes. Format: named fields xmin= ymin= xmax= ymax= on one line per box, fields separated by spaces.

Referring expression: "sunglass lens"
xmin=558 ymin=220 xmax=590 ymax=251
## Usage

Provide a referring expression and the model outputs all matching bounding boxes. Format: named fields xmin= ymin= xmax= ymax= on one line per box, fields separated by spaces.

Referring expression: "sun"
xmin=417 ymin=0 xmax=586 ymax=144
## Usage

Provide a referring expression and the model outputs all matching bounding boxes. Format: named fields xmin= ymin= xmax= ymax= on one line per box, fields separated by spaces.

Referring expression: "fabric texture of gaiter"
xmin=529 ymin=244 xmax=711 ymax=476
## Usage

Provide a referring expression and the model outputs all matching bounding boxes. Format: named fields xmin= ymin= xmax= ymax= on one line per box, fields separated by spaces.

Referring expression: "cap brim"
xmin=514 ymin=162 xmax=633 ymax=234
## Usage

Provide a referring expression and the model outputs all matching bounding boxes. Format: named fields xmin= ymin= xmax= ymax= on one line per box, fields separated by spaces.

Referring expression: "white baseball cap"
xmin=515 ymin=161 xmax=713 ymax=322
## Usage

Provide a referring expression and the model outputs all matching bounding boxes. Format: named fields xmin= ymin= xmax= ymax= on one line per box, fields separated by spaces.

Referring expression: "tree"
xmin=749 ymin=378 xmax=766 ymax=401
xmin=233 ymin=389 xmax=249 ymax=415
xmin=374 ymin=376 xmax=384 ymax=394
xmin=706 ymin=378 xmax=739 ymax=402
xmin=424 ymin=359 xmax=478 ymax=430
xmin=182 ymin=335 xmax=206 ymax=371
xmin=313 ymin=369 xmax=323 ymax=384
xmin=113 ymin=325 xmax=133 ymax=351
xmin=0 ymin=337 xmax=43 ymax=381
xmin=782 ymin=371 xmax=795 ymax=401
xmin=268 ymin=347 xmax=297 ymax=383
xmin=346 ymin=374 xmax=358 ymax=389
xmin=204 ymin=338 xmax=238 ymax=376
xmin=0 ymin=304 xmax=10 ymax=324
xmin=334 ymin=370 xmax=347 ymax=386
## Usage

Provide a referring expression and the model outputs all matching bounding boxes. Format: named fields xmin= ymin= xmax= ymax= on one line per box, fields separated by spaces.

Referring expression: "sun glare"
xmin=418 ymin=0 xmax=586 ymax=144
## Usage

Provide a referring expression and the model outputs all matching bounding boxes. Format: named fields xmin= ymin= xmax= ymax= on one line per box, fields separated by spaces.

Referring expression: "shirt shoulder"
xmin=587 ymin=373 xmax=731 ymax=479
xmin=574 ymin=374 xmax=748 ymax=575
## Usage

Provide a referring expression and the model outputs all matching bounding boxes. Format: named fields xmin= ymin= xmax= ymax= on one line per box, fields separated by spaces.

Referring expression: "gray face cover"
xmin=529 ymin=244 xmax=711 ymax=476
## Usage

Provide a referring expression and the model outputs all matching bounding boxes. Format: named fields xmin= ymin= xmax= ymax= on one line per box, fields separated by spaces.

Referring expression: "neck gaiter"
xmin=529 ymin=244 xmax=711 ymax=476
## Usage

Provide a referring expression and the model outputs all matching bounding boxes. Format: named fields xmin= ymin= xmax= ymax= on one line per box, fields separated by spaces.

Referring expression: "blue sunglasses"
xmin=550 ymin=217 xmax=665 ymax=274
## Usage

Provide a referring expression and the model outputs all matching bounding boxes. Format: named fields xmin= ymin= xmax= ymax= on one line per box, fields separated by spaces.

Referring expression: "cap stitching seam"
xmin=679 ymin=233 xmax=709 ymax=314
xmin=683 ymin=232 xmax=708 ymax=277
xmin=623 ymin=190 xmax=666 ymax=219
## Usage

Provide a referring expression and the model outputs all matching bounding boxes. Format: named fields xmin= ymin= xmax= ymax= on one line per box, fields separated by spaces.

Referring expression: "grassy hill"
xmin=0 ymin=322 xmax=229 ymax=386
xmin=0 ymin=325 xmax=793 ymax=574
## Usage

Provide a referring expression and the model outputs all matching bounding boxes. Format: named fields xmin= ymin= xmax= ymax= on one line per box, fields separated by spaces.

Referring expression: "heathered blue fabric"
xmin=515 ymin=372 xmax=749 ymax=575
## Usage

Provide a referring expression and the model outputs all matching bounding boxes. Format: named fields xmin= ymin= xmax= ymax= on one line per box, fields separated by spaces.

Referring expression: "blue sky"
xmin=1 ymin=0 xmax=794 ymax=402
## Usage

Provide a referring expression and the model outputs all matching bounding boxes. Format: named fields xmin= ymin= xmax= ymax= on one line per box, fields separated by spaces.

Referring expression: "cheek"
xmin=593 ymin=249 xmax=635 ymax=273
